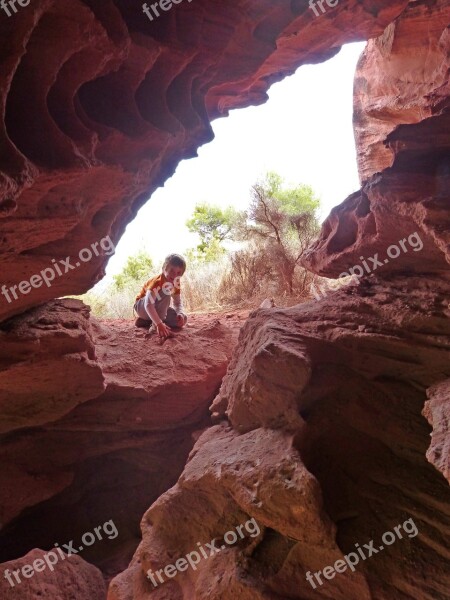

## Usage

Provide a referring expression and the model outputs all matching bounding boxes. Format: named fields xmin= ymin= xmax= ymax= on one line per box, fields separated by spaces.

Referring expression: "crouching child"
xmin=134 ymin=254 xmax=188 ymax=339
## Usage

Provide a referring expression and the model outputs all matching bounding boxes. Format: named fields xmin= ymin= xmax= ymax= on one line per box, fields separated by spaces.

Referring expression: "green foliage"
xmin=113 ymin=249 xmax=154 ymax=291
xmin=244 ymin=172 xmax=321 ymax=248
xmin=259 ymin=171 xmax=320 ymax=216
xmin=184 ymin=171 xmax=320 ymax=295
xmin=186 ymin=203 xmax=244 ymax=259
xmin=83 ymin=291 xmax=108 ymax=315
xmin=186 ymin=237 xmax=227 ymax=264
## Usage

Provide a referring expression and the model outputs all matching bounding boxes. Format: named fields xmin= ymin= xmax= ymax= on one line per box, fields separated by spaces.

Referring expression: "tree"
xmin=242 ymin=172 xmax=320 ymax=294
xmin=186 ymin=203 xmax=243 ymax=260
xmin=113 ymin=249 xmax=154 ymax=291
xmin=184 ymin=173 xmax=320 ymax=298
xmin=260 ymin=171 xmax=320 ymax=215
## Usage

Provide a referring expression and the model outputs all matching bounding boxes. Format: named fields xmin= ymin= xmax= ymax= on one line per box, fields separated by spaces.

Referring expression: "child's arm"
xmin=172 ymin=292 xmax=185 ymax=317
xmin=144 ymin=290 xmax=171 ymax=338
xmin=172 ymin=290 xmax=187 ymax=327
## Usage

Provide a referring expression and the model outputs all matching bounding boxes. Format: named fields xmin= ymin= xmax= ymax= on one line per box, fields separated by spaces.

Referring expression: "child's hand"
xmin=156 ymin=322 xmax=172 ymax=339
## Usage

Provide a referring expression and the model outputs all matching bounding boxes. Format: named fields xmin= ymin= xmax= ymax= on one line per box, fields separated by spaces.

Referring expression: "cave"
xmin=0 ymin=1 xmax=449 ymax=599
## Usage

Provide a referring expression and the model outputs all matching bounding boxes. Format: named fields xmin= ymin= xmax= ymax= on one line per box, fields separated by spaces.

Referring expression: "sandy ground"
xmin=103 ymin=309 xmax=250 ymax=344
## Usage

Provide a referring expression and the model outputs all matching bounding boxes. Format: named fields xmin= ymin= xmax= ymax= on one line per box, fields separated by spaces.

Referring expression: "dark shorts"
xmin=133 ymin=298 xmax=180 ymax=327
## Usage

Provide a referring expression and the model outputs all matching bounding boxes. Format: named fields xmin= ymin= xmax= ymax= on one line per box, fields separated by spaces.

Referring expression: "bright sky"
xmin=103 ymin=41 xmax=366 ymax=283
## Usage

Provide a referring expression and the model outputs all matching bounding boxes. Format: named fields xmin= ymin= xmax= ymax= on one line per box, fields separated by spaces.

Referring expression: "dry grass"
xmin=182 ymin=257 xmax=230 ymax=312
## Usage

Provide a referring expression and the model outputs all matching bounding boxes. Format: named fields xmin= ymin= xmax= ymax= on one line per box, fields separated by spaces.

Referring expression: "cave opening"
xmin=83 ymin=41 xmax=366 ymax=319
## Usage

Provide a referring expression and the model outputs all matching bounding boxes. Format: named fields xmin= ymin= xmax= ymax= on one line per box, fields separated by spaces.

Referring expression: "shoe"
xmin=135 ymin=318 xmax=151 ymax=329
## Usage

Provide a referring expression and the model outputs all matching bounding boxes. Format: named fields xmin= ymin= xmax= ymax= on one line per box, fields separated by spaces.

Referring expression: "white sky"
xmin=103 ymin=41 xmax=366 ymax=282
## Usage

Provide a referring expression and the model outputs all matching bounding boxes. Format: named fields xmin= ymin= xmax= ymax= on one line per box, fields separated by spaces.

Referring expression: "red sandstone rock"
xmin=354 ymin=0 xmax=450 ymax=183
xmin=302 ymin=0 xmax=450 ymax=280
xmin=0 ymin=0 xmax=409 ymax=322
xmin=423 ymin=379 xmax=450 ymax=483
xmin=0 ymin=299 xmax=241 ymax=575
xmin=109 ymin=424 xmax=370 ymax=600
xmin=111 ymin=275 xmax=450 ymax=599
xmin=0 ymin=299 xmax=104 ymax=434
xmin=211 ymin=325 xmax=310 ymax=433
xmin=0 ymin=548 xmax=106 ymax=599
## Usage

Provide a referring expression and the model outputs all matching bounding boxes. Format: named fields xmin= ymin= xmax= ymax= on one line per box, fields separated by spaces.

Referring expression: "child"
xmin=134 ymin=254 xmax=188 ymax=339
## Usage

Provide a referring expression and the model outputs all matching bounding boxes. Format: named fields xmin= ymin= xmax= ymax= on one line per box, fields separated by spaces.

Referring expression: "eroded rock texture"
xmin=0 ymin=0 xmax=409 ymax=321
xmin=109 ymin=1 xmax=450 ymax=599
xmin=423 ymin=378 xmax=450 ymax=483
xmin=0 ymin=299 xmax=241 ymax=580
xmin=0 ymin=548 xmax=107 ymax=600
xmin=302 ymin=0 xmax=450 ymax=277
xmin=110 ymin=276 xmax=450 ymax=600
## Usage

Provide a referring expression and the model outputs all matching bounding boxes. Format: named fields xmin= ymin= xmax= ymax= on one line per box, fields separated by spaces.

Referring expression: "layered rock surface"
xmin=302 ymin=0 xmax=450 ymax=277
xmin=354 ymin=0 xmax=450 ymax=184
xmin=423 ymin=378 xmax=450 ymax=483
xmin=0 ymin=299 xmax=242 ymax=581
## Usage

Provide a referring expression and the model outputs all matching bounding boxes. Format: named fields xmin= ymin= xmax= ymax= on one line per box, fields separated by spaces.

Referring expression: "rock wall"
xmin=354 ymin=0 xmax=449 ymax=184
xmin=110 ymin=276 xmax=450 ymax=600
xmin=303 ymin=0 xmax=450 ymax=277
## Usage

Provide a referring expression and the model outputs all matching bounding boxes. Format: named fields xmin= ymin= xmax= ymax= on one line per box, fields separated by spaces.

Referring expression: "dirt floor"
xmin=109 ymin=309 xmax=250 ymax=345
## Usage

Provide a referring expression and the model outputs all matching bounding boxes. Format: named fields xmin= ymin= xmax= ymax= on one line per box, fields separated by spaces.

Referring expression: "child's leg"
xmin=164 ymin=308 xmax=187 ymax=328
xmin=134 ymin=299 xmax=151 ymax=327
xmin=164 ymin=307 xmax=178 ymax=328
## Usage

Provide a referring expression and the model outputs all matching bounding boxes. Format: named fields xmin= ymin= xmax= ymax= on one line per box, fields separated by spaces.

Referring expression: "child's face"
xmin=165 ymin=264 xmax=184 ymax=282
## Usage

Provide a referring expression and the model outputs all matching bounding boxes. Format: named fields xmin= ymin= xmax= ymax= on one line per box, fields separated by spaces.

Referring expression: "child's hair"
xmin=163 ymin=253 xmax=186 ymax=274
